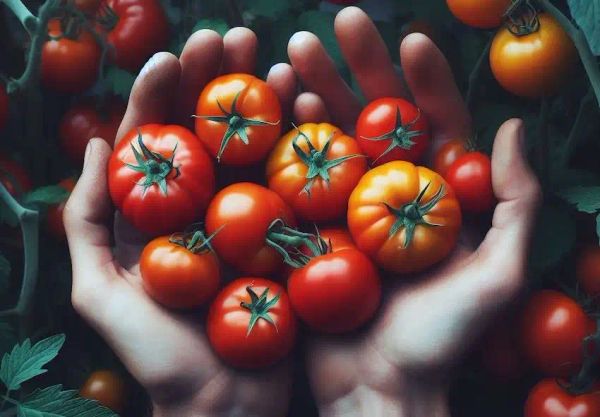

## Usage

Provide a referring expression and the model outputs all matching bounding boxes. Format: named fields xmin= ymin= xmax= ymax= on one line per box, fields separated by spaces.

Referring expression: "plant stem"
xmin=0 ymin=0 xmax=37 ymax=35
xmin=465 ymin=35 xmax=493 ymax=111
xmin=537 ymin=0 xmax=600 ymax=108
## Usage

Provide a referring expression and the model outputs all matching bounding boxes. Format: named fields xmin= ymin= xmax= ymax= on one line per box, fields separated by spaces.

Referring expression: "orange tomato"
xmin=446 ymin=0 xmax=511 ymax=28
xmin=79 ymin=370 xmax=127 ymax=413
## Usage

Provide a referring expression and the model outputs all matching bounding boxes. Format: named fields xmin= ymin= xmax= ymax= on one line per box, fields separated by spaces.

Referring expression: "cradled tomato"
xmin=194 ymin=74 xmax=282 ymax=166
xmin=96 ymin=0 xmax=169 ymax=72
xmin=446 ymin=0 xmax=511 ymax=29
xmin=524 ymin=379 xmax=600 ymax=417
xmin=79 ymin=370 xmax=127 ymax=413
xmin=356 ymin=97 xmax=430 ymax=166
xmin=314 ymin=228 xmax=355 ymax=253
xmin=288 ymin=248 xmax=381 ymax=334
xmin=520 ymin=290 xmax=596 ymax=378
xmin=207 ymin=277 xmax=296 ymax=369
xmin=41 ymin=19 xmax=101 ymax=94
xmin=266 ymin=123 xmax=367 ymax=223
xmin=0 ymin=83 xmax=8 ymax=131
xmin=46 ymin=178 xmax=76 ymax=240
xmin=59 ymin=98 xmax=126 ymax=165
xmin=0 ymin=154 xmax=32 ymax=196
xmin=490 ymin=13 xmax=577 ymax=98
xmin=348 ymin=161 xmax=461 ymax=274
xmin=445 ymin=151 xmax=494 ymax=213
xmin=205 ymin=183 xmax=295 ymax=276
xmin=433 ymin=139 xmax=467 ymax=178
xmin=577 ymin=246 xmax=600 ymax=298
xmin=108 ymin=124 xmax=215 ymax=236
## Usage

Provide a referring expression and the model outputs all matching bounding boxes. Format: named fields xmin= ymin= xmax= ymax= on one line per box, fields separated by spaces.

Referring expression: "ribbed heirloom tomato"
xmin=446 ymin=0 xmax=511 ymax=29
xmin=577 ymin=246 xmax=600 ymax=298
xmin=194 ymin=73 xmax=282 ymax=166
xmin=79 ymin=370 xmax=127 ymax=414
xmin=433 ymin=139 xmax=467 ymax=178
xmin=356 ymin=98 xmax=430 ymax=166
xmin=445 ymin=152 xmax=494 ymax=213
xmin=108 ymin=124 xmax=215 ymax=235
xmin=266 ymin=123 xmax=367 ymax=223
xmin=46 ymin=178 xmax=76 ymax=240
xmin=0 ymin=83 xmax=8 ymax=131
xmin=348 ymin=161 xmax=461 ymax=274
xmin=525 ymin=379 xmax=600 ymax=417
xmin=0 ymin=154 xmax=32 ymax=196
xmin=207 ymin=277 xmax=296 ymax=369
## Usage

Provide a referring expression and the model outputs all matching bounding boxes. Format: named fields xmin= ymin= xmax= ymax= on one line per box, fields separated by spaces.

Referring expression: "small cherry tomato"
xmin=446 ymin=0 xmax=511 ymax=29
xmin=46 ymin=178 xmax=76 ymax=240
xmin=433 ymin=139 xmax=467 ymax=178
xmin=445 ymin=151 xmax=494 ymax=213
xmin=79 ymin=370 xmax=127 ymax=413
xmin=0 ymin=154 xmax=32 ymax=196
xmin=0 ymin=83 xmax=8 ymax=131
xmin=577 ymin=246 xmax=600 ymax=298
xmin=525 ymin=378 xmax=600 ymax=417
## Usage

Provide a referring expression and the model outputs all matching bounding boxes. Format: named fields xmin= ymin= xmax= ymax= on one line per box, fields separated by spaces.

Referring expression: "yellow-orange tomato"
xmin=348 ymin=161 xmax=461 ymax=274
xmin=266 ymin=123 xmax=367 ymax=223
xmin=79 ymin=370 xmax=126 ymax=413
xmin=490 ymin=13 xmax=577 ymax=98
xmin=447 ymin=0 xmax=511 ymax=28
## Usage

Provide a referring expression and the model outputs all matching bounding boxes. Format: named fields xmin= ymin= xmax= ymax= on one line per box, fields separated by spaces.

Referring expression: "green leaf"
xmin=18 ymin=385 xmax=117 ymax=417
xmin=557 ymin=186 xmax=600 ymax=214
xmin=567 ymin=0 xmax=600 ymax=55
xmin=0 ymin=334 xmax=66 ymax=390
xmin=192 ymin=18 xmax=230 ymax=36
xmin=297 ymin=11 xmax=344 ymax=70
xmin=0 ymin=252 xmax=9 ymax=293
xmin=22 ymin=186 xmax=69 ymax=207
xmin=530 ymin=205 xmax=576 ymax=274
xmin=105 ymin=67 xmax=136 ymax=100
xmin=243 ymin=0 xmax=294 ymax=18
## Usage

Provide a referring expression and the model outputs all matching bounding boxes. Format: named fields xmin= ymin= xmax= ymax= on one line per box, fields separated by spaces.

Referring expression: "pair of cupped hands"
xmin=64 ymin=7 xmax=542 ymax=417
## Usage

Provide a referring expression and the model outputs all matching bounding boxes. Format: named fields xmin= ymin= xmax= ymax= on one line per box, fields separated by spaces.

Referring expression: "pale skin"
xmin=64 ymin=7 xmax=542 ymax=417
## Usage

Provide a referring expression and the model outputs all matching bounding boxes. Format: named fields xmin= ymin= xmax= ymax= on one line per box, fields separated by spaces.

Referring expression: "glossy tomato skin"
xmin=195 ymin=74 xmax=282 ymax=166
xmin=288 ymin=249 xmax=381 ymax=334
xmin=446 ymin=0 xmax=511 ymax=28
xmin=348 ymin=161 xmax=461 ymax=274
xmin=0 ymin=84 xmax=8 ymax=131
xmin=79 ymin=370 xmax=127 ymax=413
xmin=98 ymin=0 xmax=169 ymax=72
xmin=207 ymin=277 xmax=296 ymax=369
xmin=0 ymin=154 xmax=32 ymax=196
xmin=445 ymin=152 xmax=494 ymax=213
xmin=520 ymin=290 xmax=596 ymax=377
xmin=205 ymin=183 xmax=295 ymax=276
xmin=46 ymin=178 xmax=76 ymax=240
xmin=41 ymin=19 xmax=101 ymax=94
xmin=316 ymin=228 xmax=355 ymax=253
xmin=490 ymin=13 xmax=577 ymax=98
xmin=266 ymin=123 xmax=367 ymax=223
xmin=140 ymin=236 xmax=220 ymax=309
xmin=433 ymin=139 xmax=467 ymax=178
xmin=577 ymin=246 xmax=600 ymax=298
xmin=524 ymin=379 xmax=600 ymax=417
xmin=59 ymin=99 xmax=126 ymax=165
xmin=108 ymin=124 xmax=215 ymax=236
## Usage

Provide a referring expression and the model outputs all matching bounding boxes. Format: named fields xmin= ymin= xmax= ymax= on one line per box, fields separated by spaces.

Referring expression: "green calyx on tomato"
xmin=265 ymin=219 xmax=328 ymax=268
xmin=384 ymin=182 xmax=446 ymax=248
xmin=193 ymin=91 xmax=279 ymax=162
xmin=96 ymin=3 xmax=120 ymax=31
xmin=240 ymin=286 xmax=281 ymax=336
xmin=125 ymin=131 xmax=180 ymax=195
xmin=169 ymin=227 xmax=220 ymax=254
xmin=504 ymin=1 xmax=540 ymax=36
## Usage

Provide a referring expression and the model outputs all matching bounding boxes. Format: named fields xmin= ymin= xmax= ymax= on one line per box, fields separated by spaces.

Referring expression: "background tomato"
xmin=59 ymin=98 xmax=126 ymax=165
xmin=266 ymin=123 xmax=367 ymax=223
xmin=490 ymin=13 xmax=577 ymax=98
xmin=524 ymin=379 xmax=600 ymax=417
xmin=46 ymin=178 xmax=76 ymax=240
xmin=356 ymin=97 xmax=430 ymax=166
xmin=79 ymin=370 xmax=127 ymax=413
xmin=0 ymin=83 xmax=8 ymax=131
xmin=207 ymin=277 xmax=296 ymax=369
xmin=577 ymin=246 xmax=600 ymax=298
xmin=445 ymin=151 xmax=494 ymax=213
xmin=73 ymin=0 xmax=101 ymax=14
xmin=108 ymin=124 xmax=215 ymax=235
xmin=0 ymin=154 xmax=32 ymax=196
xmin=41 ymin=19 xmax=101 ymax=94
xmin=433 ymin=139 xmax=467 ymax=178
xmin=446 ymin=0 xmax=511 ymax=28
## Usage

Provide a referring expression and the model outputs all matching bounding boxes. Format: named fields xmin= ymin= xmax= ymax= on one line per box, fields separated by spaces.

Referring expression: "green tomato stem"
xmin=0 ymin=0 xmax=37 ymax=35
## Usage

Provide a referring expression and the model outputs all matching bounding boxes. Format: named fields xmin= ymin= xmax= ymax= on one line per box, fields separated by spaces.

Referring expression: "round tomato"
xmin=446 ymin=0 xmax=511 ymax=28
xmin=288 ymin=248 xmax=381 ymax=334
xmin=96 ymin=0 xmax=169 ymax=71
xmin=266 ymin=123 xmax=367 ymax=223
xmin=520 ymin=290 xmax=596 ymax=377
xmin=348 ymin=161 xmax=461 ymax=274
xmin=41 ymin=19 xmax=101 ymax=94
xmin=525 ymin=379 xmax=600 ymax=417
xmin=433 ymin=139 xmax=467 ymax=178
xmin=577 ymin=246 xmax=600 ymax=298
xmin=79 ymin=370 xmax=127 ymax=413
xmin=73 ymin=0 xmax=101 ymax=14
xmin=315 ymin=228 xmax=355 ymax=253
xmin=0 ymin=154 xmax=32 ymax=196
xmin=59 ymin=99 xmax=126 ymax=165
xmin=194 ymin=73 xmax=282 ymax=166
xmin=205 ymin=183 xmax=295 ymax=276
xmin=108 ymin=124 xmax=215 ymax=235
xmin=207 ymin=277 xmax=296 ymax=369
xmin=0 ymin=83 xmax=8 ymax=131
xmin=445 ymin=151 xmax=494 ymax=213
xmin=46 ymin=178 xmax=76 ymax=240
xmin=140 ymin=233 xmax=220 ymax=309
xmin=356 ymin=98 xmax=430 ymax=166
xmin=490 ymin=13 xmax=577 ymax=98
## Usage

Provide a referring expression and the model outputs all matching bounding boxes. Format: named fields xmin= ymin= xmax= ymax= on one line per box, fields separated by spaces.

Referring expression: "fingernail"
xmin=83 ymin=140 xmax=94 ymax=169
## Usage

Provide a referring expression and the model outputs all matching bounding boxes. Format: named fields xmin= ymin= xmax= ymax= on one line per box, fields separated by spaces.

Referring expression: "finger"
xmin=266 ymin=63 xmax=297 ymax=122
xmin=335 ymin=7 xmax=405 ymax=101
xmin=401 ymin=33 xmax=471 ymax=146
xmin=293 ymin=92 xmax=330 ymax=125
xmin=116 ymin=52 xmax=181 ymax=143
xmin=288 ymin=31 xmax=361 ymax=131
xmin=175 ymin=30 xmax=224 ymax=126
xmin=221 ymin=27 xmax=258 ymax=74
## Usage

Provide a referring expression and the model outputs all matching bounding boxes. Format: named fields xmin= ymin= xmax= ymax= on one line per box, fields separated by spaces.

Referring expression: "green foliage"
xmin=105 ymin=67 xmax=136 ymax=100
xmin=22 ymin=186 xmax=69 ymax=208
xmin=193 ymin=18 xmax=230 ymax=36
xmin=243 ymin=0 xmax=296 ymax=19
xmin=557 ymin=186 xmax=600 ymax=214
xmin=567 ymin=0 xmax=600 ymax=55
xmin=18 ymin=385 xmax=117 ymax=417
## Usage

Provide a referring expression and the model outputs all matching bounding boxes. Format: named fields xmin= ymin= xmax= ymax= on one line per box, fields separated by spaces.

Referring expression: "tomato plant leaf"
xmin=17 ymin=385 xmax=117 ymax=417
xmin=0 ymin=252 xmax=9 ymax=293
xmin=567 ymin=0 xmax=600 ymax=55
xmin=242 ymin=0 xmax=295 ymax=18
xmin=105 ymin=67 xmax=136 ymax=100
xmin=557 ymin=186 xmax=600 ymax=214
xmin=0 ymin=334 xmax=65 ymax=391
xmin=22 ymin=186 xmax=69 ymax=207
xmin=529 ymin=205 xmax=576 ymax=274
xmin=192 ymin=18 xmax=230 ymax=36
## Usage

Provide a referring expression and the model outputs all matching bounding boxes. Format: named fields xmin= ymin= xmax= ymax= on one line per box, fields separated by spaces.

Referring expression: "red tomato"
xmin=79 ymin=370 xmax=127 ymax=413
xmin=46 ymin=178 xmax=76 ymax=240
xmin=207 ymin=277 xmax=296 ymax=369
xmin=0 ymin=154 xmax=32 ymax=196
xmin=433 ymin=139 xmax=467 ymax=178
xmin=96 ymin=0 xmax=169 ymax=72
xmin=41 ymin=19 xmax=101 ymax=94
xmin=577 ymin=246 xmax=600 ymax=298
xmin=0 ymin=83 xmax=8 ymax=131
xmin=356 ymin=98 xmax=430 ymax=166
xmin=520 ymin=290 xmax=596 ymax=377
xmin=205 ymin=183 xmax=295 ymax=276
xmin=73 ymin=0 xmax=101 ymax=14
xmin=59 ymin=99 xmax=126 ymax=165
xmin=446 ymin=0 xmax=511 ymax=29
xmin=525 ymin=379 xmax=600 ymax=417
xmin=108 ymin=124 xmax=215 ymax=235
xmin=195 ymin=74 xmax=282 ymax=166
xmin=445 ymin=152 xmax=494 ymax=213
xmin=314 ymin=228 xmax=355 ymax=253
